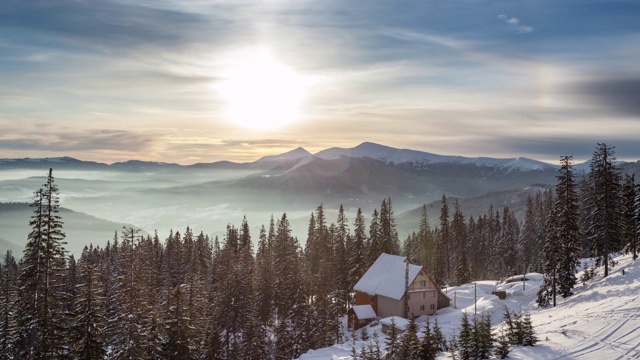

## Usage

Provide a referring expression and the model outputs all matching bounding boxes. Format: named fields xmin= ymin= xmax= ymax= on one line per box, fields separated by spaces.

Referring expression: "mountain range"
xmin=0 ymin=142 xmax=561 ymax=171
xmin=1 ymin=142 xmax=638 ymax=256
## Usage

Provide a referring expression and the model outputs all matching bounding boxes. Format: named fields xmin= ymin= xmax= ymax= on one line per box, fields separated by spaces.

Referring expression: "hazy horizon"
xmin=1 ymin=140 xmax=637 ymax=167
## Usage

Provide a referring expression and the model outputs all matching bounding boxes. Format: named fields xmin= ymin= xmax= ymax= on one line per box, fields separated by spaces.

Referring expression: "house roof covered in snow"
xmin=351 ymin=305 xmax=377 ymax=320
xmin=353 ymin=253 xmax=422 ymax=300
xmin=380 ymin=316 xmax=410 ymax=330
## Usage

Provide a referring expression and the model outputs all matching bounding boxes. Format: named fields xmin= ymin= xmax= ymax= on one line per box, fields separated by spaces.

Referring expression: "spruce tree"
xmin=163 ymin=284 xmax=192 ymax=359
xmin=384 ymin=318 xmax=400 ymax=359
xmin=333 ymin=205 xmax=350 ymax=314
xmin=634 ymin=185 xmax=640 ymax=260
xmin=419 ymin=318 xmax=438 ymax=360
xmin=494 ymin=328 xmax=510 ymax=359
xmin=418 ymin=204 xmax=434 ymax=271
xmin=584 ymin=143 xmax=623 ymax=276
xmin=521 ymin=312 xmax=538 ymax=346
xmin=554 ymin=156 xmax=581 ymax=298
xmin=71 ymin=260 xmax=107 ymax=359
xmin=402 ymin=232 xmax=420 ymax=263
xmin=348 ymin=208 xmax=367 ymax=296
xmin=457 ymin=312 xmax=473 ymax=360
xmin=518 ymin=195 xmax=538 ymax=274
xmin=369 ymin=209 xmax=382 ymax=264
xmin=452 ymin=200 xmax=471 ymax=285
xmin=621 ymin=175 xmax=637 ymax=259
xmin=0 ymin=251 xmax=18 ymax=360
xmin=399 ymin=316 xmax=420 ymax=359
xmin=538 ymin=199 xmax=561 ymax=307
xmin=254 ymin=225 xmax=274 ymax=328
xmin=379 ymin=198 xmax=400 ymax=255
xmin=438 ymin=195 xmax=451 ymax=284
xmin=499 ymin=208 xmax=520 ymax=276
xmin=432 ymin=317 xmax=446 ymax=352
xmin=16 ymin=169 xmax=69 ymax=359
xmin=475 ymin=313 xmax=495 ymax=359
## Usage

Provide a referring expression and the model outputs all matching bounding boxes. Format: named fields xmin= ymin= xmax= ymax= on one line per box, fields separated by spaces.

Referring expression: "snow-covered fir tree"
xmin=16 ymin=169 xmax=69 ymax=359
xmin=584 ymin=143 xmax=623 ymax=277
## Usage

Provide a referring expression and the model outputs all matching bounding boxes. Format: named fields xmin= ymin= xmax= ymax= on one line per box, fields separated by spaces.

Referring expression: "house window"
xmin=433 ymin=291 xmax=436 ymax=297
xmin=420 ymin=305 xmax=425 ymax=311
xmin=421 ymin=280 xmax=427 ymax=287
xmin=422 ymin=292 xmax=426 ymax=299
xmin=370 ymin=296 xmax=375 ymax=304
xmin=430 ymin=304 xmax=435 ymax=310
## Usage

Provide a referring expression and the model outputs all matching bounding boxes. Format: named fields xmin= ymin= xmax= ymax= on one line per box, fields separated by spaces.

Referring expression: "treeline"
xmin=403 ymin=143 xmax=638 ymax=307
xmin=0 ymin=168 xmax=405 ymax=359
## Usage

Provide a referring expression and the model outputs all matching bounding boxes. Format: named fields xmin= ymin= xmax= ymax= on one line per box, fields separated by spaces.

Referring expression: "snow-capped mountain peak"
xmin=255 ymin=147 xmax=312 ymax=163
xmin=314 ymin=142 xmax=554 ymax=171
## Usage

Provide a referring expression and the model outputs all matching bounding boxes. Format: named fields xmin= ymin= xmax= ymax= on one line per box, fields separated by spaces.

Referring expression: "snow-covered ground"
xmin=299 ymin=253 xmax=640 ymax=359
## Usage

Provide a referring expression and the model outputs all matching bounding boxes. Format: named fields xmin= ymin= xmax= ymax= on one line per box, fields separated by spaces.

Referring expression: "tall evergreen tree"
xmin=439 ymin=195 xmax=451 ymax=284
xmin=418 ymin=204 xmax=434 ymax=271
xmin=369 ymin=209 xmax=382 ymax=264
xmin=584 ymin=143 xmax=623 ymax=277
xmin=518 ymin=195 xmax=538 ymax=273
xmin=0 ymin=251 xmax=18 ymax=359
xmin=163 ymin=284 xmax=192 ymax=359
xmin=457 ymin=312 xmax=473 ymax=360
xmin=634 ymin=184 xmax=640 ymax=260
xmin=553 ymin=156 xmax=581 ymax=298
xmin=419 ymin=318 xmax=439 ymax=360
xmin=70 ymin=260 xmax=107 ymax=359
xmin=499 ymin=207 xmax=519 ymax=276
xmin=451 ymin=200 xmax=470 ymax=285
xmin=621 ymin=174 xmax=638 ymax=259
xmin=399 ymin=316 xmax=420 ymax=359
xmin=384 ymin=318 xmax=400 ymax=359
xmin=348 ymin=208 xmax=367 ymax=295
xmin=475 ymin=313 xmax=494 ymax=359
xmin=254 ymin=225 xmax=274 ymax=328
xmin=379 ymin=198 xmax=400 ymax=255
xmin=16 ymin=169 xmax=69 ymax=359
xmin=538 ymin=208 xmax=560 ymax=307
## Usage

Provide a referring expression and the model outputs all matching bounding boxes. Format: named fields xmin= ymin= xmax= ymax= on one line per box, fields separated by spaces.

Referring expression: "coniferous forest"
xmin=0 ymin=143 xmax=638 ymax=359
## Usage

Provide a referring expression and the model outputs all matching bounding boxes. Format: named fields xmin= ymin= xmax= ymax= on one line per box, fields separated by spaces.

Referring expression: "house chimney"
xmin=404 ymin=261 xmax=409 ymax=318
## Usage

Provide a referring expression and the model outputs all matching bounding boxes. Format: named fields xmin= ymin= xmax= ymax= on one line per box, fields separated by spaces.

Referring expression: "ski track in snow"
xmin=554 ymin=300 xmax=640 ymax=359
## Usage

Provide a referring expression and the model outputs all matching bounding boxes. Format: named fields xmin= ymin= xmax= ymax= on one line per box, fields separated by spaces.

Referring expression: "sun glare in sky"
xmin=218 ymin=48 xmax=306 ymax=130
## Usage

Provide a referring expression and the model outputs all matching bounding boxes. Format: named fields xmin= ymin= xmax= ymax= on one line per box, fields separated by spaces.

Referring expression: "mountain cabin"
xmin=348 ymin=253 xmax=451 ymax=331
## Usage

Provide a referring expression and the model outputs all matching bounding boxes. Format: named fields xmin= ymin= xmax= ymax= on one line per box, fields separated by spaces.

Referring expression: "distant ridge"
xmin=256 ymin=147 xmax=312 ymax=163
xmin=0 ymin=142 xmax=618 ymax=171
xmin=314 ymin=142 xmax=555 ymax=171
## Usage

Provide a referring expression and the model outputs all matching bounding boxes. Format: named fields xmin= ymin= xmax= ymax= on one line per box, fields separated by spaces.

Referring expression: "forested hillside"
xmin=0 ymin=144 xmax=638 ymax=359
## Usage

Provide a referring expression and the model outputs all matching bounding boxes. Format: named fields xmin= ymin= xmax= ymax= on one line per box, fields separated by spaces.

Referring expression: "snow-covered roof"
xmin=504 ymin=272 xmax=544 ymax=284
xmin=354 ymin=253 xmax=422 ymax=300
xmin=380 ymin=316 xmax=410 ymax=330
xmin=351 ymin=305 xmax=377 ymax=320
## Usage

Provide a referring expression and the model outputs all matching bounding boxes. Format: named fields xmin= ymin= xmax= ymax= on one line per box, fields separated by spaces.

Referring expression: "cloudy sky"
xmin=1 ymin=0 xmax=639 ymax=164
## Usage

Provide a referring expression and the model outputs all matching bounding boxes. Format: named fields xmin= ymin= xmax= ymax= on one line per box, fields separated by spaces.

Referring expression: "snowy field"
xmin=299 ymin=253 xmax=640 ymax=359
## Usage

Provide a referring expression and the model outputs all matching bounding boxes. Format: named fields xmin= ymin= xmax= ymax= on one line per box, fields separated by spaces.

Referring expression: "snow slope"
xmin=299 ymin=253 xmax=640 ymax=359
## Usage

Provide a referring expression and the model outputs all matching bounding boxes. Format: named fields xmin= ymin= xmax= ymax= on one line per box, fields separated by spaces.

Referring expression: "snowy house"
xmin=347 ymin=304 xmax=377 ymax=331
xmin=351 ymin=253 xmax=450 ymax=325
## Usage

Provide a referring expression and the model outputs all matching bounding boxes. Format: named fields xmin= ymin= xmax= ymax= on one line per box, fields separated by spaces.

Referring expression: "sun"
xmin=218 ymin=48 xmax=306 ymax=130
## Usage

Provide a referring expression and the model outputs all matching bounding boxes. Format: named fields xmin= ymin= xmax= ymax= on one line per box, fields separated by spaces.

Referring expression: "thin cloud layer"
xmin=498 ymin=14 xmax=533 ymax=34
xmin=0 ymin=0 xmax=639 ymax=163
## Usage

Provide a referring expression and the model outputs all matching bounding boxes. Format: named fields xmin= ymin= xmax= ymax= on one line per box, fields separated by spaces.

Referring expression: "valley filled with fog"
xmin=2 ymin=142 xmax=638 ymax=257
